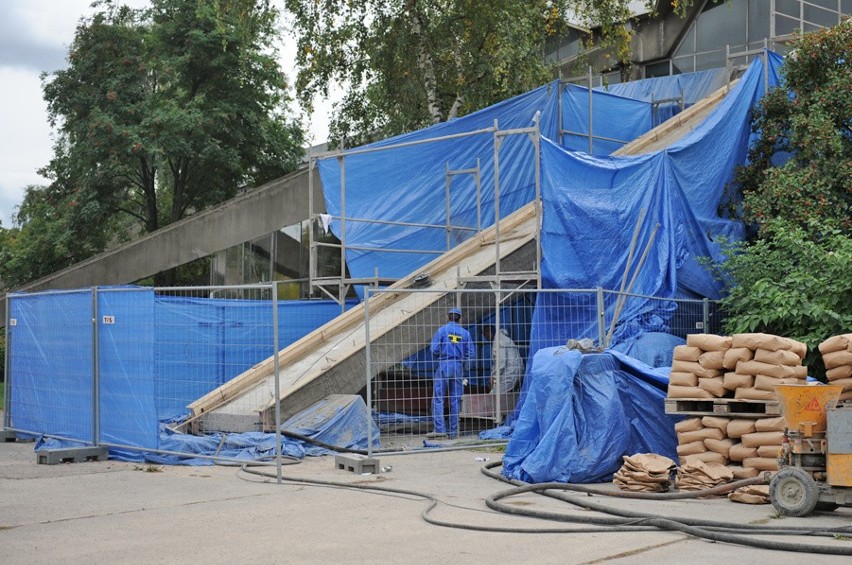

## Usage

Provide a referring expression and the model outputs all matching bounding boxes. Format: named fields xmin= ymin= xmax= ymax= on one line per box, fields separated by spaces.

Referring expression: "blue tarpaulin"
xmin=316 ymin=63 xmax=744 ymax=285
xmin=9 ymin=288 xmax=357 ymax=453
xmin=502 ymin=350 xmax=677 ymax=484
xmin=597 ymin=68 xmax=730 ymax=125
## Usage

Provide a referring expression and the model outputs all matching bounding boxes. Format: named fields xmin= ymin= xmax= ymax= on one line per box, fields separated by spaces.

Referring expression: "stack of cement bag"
xmin=613 ymin=454 xmax=676 ymax=492
xmin=668 ymin=333 xmax=807 ymax=400
xmin=675 ymin=415 xmax=785 ymax=476
xmin=674 ymin=458 xmax=733 ymax=491
xmin=820 ymin=334 xmax=852 ymax=401
xmin=728 ymin=485 xmax=770 ymax=504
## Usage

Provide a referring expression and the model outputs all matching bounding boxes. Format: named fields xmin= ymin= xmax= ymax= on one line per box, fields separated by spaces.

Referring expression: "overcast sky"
xmin=0 ymin=0 xmax=331 ymax=228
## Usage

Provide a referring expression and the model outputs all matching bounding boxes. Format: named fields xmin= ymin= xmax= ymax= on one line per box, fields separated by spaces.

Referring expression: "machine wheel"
xmin=770 ymin=467 xmax=820 ymax=517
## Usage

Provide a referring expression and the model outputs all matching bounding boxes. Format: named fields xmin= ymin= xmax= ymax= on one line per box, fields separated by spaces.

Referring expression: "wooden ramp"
xmin=186 ymin=80 xmax=736 ymax=433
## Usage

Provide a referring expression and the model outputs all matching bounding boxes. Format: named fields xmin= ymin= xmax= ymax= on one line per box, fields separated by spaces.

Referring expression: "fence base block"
xmin=37 ymin=446 xmax=109 ymax=465
xmin=334 ymin=453 xmax=380 ymax=474
xmin=1 ymin=430 xmax=21 ymax=442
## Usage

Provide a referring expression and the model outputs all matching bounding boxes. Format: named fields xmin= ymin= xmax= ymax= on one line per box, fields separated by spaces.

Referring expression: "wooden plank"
xmin=613 ymin=81 xmax=737 ymax=156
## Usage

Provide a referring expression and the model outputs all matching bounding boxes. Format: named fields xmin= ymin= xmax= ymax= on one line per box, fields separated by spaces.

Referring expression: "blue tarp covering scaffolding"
xmin=316 ymin=64 xmax=747 ymax=284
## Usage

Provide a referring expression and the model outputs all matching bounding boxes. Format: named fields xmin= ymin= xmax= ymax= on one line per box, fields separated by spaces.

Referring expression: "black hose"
xmin=480 ymin=460 xmax=850 ymax=536
xmin=239 ymin=465 xmax=659 ymax=534
xmin=279 ymin=429 xmax=404 ymax=455
xmin=481 ymin=460 xmax=852 ymax=555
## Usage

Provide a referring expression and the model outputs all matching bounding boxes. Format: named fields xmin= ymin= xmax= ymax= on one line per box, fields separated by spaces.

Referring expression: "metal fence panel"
xmin=365 ymin=287 xmax=720 ymax=450
xmin=7 ymin=290 xmax=94 ymax=443
xmin=2 ymin=283 xmax=719 ymax=462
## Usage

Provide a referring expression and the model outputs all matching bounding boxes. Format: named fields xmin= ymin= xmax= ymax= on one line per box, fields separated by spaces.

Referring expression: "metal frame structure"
xmin=558 ymin=68 xmax=639 ymax=153
xmin=306 ymin=117 xmax=547 ymax=308
xmin=770 ymin=0 xmax=847 ymax=41
xmin=0 ymin=283 xmax=289 ymax=472
xmin=363 ymin=286 xmax=719 ymax=457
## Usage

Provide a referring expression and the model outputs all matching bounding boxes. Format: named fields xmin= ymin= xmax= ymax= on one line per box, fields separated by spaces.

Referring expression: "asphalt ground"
xmin=1 ymin=438 xmax=851 ymax=564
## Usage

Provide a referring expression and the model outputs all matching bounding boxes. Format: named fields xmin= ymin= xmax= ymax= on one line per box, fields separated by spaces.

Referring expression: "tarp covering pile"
xmin=8 ymin=287 xmax=356 ymax=455
xmin=502 ymin=350 xmax=677 ymax=483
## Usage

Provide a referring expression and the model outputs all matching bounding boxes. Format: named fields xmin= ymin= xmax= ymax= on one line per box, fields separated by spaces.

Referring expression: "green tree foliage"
xmin=717 ymin=222 xmax=851 ymax=374
xmin=32 ymin=0 xmax=303 ymax=279
xmin=719 ymin=22 xmax=852 ymax=375
xmin=0 ymin=185 xmax=119 ymax=289
xmin=285 ymin=0 xmax=643 ymax=146
xmin=737 ymin=20 xmax=851 ymax=232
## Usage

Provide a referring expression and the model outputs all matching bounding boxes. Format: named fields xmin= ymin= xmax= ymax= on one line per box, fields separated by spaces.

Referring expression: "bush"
xmin=717 ymin=221 xmax=852 ymax=378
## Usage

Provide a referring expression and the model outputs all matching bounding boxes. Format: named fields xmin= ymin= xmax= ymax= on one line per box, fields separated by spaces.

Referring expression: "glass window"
xmin=809 ymin=0 xmax=841 ymax=11
xmin=243 ymin=235 xmax=273 ymax=284
xmin=844 ymin=0 xmax=852 ymax=16
xmin=645 ymin=61 xmax=672 ymax=77
xmin=695 ymin=50 xmax=727 ymax=71
xmin=672 ymin=56 xmax=695 ymax=74
xmin=775 ymin=13 xmax=801 ymax=35
xmin=675 ymin=23 xmax=697 ymax=57
xmin=748 ymin=0 xmax=770 ymax=44
xmin=696 ymin=1 xmax=747 ymax=53
xmin=804 ymin=3 xmax=842 ymax=27
xmin=775 ymin=0 xmax=801 ymax=17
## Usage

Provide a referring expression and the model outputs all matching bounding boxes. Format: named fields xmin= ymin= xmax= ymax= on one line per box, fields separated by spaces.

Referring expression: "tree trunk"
xmin=407 ymin=0 xmax=442 ymax=123
xmin=140 ymin=158 xmax=158 ymax=233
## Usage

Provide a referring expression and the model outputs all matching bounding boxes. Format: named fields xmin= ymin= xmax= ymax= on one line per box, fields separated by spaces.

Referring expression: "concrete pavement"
xmin=1 ymin=440 xmax=851 ymax=564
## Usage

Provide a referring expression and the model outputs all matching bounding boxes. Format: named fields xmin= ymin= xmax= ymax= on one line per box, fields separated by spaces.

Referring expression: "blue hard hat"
xmin=448 ymin=307 xmax=462 ymax=316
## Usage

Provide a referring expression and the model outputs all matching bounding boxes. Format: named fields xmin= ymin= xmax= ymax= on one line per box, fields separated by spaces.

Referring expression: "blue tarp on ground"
xmin=502 ymin=350 xmax=677 ymax=483
xmin=9 ymin=288 xmax=357 ymax=451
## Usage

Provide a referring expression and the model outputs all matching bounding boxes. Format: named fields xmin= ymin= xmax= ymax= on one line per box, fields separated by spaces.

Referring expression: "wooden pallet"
xmin=664 ymin=397 xmax=781 ymax=417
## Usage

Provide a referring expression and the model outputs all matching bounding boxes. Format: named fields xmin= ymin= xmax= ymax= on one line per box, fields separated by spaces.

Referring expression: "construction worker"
xmin=482 ymin=325 xmax=524 ymax=394
xmin=427 ymin=307 xmax=475 ymax=439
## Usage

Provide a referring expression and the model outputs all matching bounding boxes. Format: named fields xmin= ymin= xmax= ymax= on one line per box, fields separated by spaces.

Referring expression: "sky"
xmin=0 ymin=0 xmax=333 ymax=228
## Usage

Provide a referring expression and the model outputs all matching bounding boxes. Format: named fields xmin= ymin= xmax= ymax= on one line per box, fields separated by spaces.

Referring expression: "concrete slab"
xmin=1 ymin=440 xmax=850 ymax=564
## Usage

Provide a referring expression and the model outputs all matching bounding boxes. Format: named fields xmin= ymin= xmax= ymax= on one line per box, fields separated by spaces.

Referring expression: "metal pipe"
xmin=445 ymin=162 xmax=452 ymax=250
xmin=338 ymin=154 xmax=347 ymax=314
xmin=308 ymin=149 xmax=315 ymax=294
xmin=364 ymin=289 xmax=373 ymax=458
xmin=605 ymin=223 xmax=661 ymax=348
xmin=770 ymin=0 xmax=776 ymax=39
xmin=494 ymin=289 xmax=502 ymax=422
xmin=560 ymin=129 xmax=632 ymax=145
xmin=272 ymin=281 xmax=282 ymax=484
xmin=315 ymin=216 xmax=481 ymax=230
xmin=493 ymin=119 xmax=502 ymax=279
xmin=3 ymin=294 xmax=11 ymax=428
xmin=596 ymin=287 xmax=606 ymax=349
xmin=92 ymin=287 xmax=100 ymax=447
xmin=607 ymin=208 xmax=646 ymax=343
xmin=588 ymin=66 xmax=593 ymax=154
xmin=311 ymin=125 xmax=497 ymax=160
xmin=475 ymin=158 xmax=482 ymax=233
xmin=532 ymin=112 xmax=542 ymax=289
xmin=557 ymin=80 xmax=564 ymax=145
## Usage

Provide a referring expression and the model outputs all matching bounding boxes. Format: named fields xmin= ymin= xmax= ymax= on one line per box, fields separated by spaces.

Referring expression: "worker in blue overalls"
xmin=427 ymin=307 xmax=475 ymax=439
